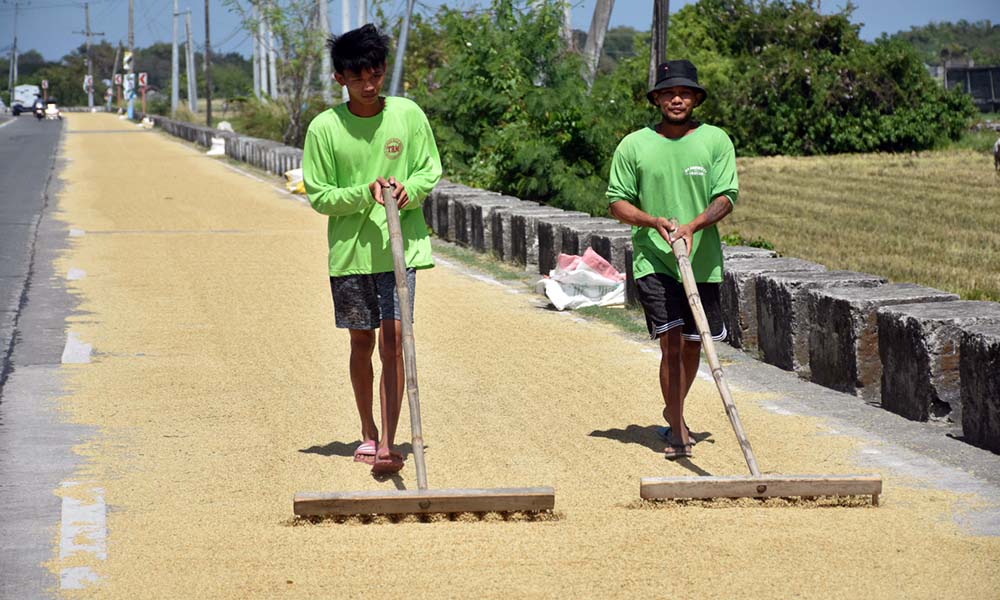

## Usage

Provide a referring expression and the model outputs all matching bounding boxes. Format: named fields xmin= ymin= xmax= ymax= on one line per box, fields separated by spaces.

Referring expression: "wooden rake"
xmin=639 ymin=231 xmax=882 ymax=505
xmin=294 ymin=186 xmax=555 ymax=517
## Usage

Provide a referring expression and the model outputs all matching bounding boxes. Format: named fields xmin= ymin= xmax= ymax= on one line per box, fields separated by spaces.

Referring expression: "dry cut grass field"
xmin=724 ymin=149 xmax=1000 ymax=301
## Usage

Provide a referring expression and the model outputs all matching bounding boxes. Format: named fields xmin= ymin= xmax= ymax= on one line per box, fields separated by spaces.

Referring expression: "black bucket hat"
xmin=646 ymin=59 xmax=708 ymax=105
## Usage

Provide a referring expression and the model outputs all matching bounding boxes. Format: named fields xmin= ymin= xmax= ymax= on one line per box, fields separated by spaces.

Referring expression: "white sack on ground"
xmin=537 ymin=247 xmax=626 ymax=311
xmin=206 ymin=137 xmax=226 ymax=156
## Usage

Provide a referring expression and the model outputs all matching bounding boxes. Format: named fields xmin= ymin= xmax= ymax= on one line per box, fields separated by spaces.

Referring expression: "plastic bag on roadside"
xmin=206 ymin=136 xmax=226 ymax=156
xmin=536 ymin=247 xmax=626 ymax=311
xmin=284 ymin=168 xmax=306 ymax=194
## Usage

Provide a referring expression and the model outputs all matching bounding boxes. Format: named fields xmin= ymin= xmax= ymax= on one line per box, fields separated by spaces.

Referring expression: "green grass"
xmin=430 ymin=239 xmax=534 ymax=282
xmin=724 ymin=149 xmax=1000 ymax=301
xmin=944 ymin=127 xmax=1000 ymax=153
xmin=574 ymin=305 xmax=649 ymax=337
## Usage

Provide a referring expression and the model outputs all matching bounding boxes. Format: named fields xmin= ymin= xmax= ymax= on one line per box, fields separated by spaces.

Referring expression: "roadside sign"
xmin=41 ymin=79 xmax=48 ymax=90
xmin=123 ymin=51 xmax=133 ymax=72
xmin=138 ymin=72 xmax=148 ymax=88
xmin=114 ymin=73 xmax=123 ymax=85
xmin=124 ymin=73 xmax=136 ymax=98
xmin=83 ymin=75 xmax=93 ymax=93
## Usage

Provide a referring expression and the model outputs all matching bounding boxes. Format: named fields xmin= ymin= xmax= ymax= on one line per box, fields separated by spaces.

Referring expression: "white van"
xmin=12 ymin=84 xmax=42 ymax=116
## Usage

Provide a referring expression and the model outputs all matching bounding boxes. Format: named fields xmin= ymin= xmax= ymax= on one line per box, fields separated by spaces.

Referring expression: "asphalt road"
xmin=0 ymin=114 xmax=63 ymax=386
xmin=0 ymin=114 xmax=83 ymax=599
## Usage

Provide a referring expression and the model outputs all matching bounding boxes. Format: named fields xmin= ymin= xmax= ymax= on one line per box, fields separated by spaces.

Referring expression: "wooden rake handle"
xmin=382 ymin=185 xmax=429 ymax=490
xmin=669 ymin=228 xmax=762 ymax=477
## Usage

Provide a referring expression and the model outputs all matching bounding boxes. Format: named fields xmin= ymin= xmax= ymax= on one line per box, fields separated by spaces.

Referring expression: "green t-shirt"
xmin=303 ymin=96 xmax=442 ymax=276
xmin=606 ymin=124 xmax=739 ymax=283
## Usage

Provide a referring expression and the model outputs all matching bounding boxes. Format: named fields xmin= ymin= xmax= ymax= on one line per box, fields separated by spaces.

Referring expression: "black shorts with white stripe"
xmin=636 ymin=272 xmax=727 ymax=342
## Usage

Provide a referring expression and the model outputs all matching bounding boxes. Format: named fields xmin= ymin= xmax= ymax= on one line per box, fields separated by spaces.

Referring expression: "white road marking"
xmin=67 ymin=268 xmax=87 ymax=281
xmin=59 ymin=481 xmax=107 ymax=590
xmin=61 ymin=332 xmax=92 ymax=364
xmin=69 ymin=229 xmax=85 ymax=237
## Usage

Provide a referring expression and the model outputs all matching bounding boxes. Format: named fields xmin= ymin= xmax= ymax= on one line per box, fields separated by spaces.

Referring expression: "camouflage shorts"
xmin=329 ymin=269 xmax=416 ymax=330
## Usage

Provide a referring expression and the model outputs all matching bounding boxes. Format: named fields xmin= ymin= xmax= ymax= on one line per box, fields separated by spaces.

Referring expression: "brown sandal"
xmin=663 ymin=443 xmax=693 ymax=460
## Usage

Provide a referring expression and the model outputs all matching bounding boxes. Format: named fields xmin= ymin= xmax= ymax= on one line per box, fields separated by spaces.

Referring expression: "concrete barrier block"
xmin=961 ymin=323 xmax=1000 ymax=453
xmin=510 ymin=209 xmax=584 ymax=268
xmin=537 ymin=215 xmax=598 ymax=274
xmin=588 ymin=231 xmax=633 ymax=274
xmin=722 ymin=258 xmax=826 ymax=352
xmin=878 ymin=301 xmax=1000 ymax=423
xmin=488 ymin=201 xmax=541 ymax=260
xmin=489 ymin=203 xmax=552 ymax=263
xmin=756 ymin=270 xmax=886 ymax=374
xmin=558 ymin=219 xmax=629 ymax=259
xmin=808 ymin=284 xmax=959 ymax=399
xmin=469 ymin=196 xmax=521 ymax=252
xmin=445 ymin=193 xmax=489 ymax=246
xmin=723 ymin=245 xmax=779 ymax=259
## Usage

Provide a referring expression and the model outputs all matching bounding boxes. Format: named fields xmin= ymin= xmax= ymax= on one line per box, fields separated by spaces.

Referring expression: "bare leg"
xmin=348 ymin=329 xmax=378 ymax=442
xmin=377 ymin=319 xmax=405 ymax=454
xmin=658 ymin=328 xmax=690 ymax=447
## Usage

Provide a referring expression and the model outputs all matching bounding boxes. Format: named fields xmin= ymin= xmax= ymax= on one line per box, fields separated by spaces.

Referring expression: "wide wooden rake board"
xmin=294 ymin=486 xmax=556 ymax=517
xmin=641 ymin=475 xmax=882 ymax=505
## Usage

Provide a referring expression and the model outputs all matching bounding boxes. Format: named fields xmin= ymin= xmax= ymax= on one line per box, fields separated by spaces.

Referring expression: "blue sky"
xmin=2 ymin=0 xmax=998 ymax=62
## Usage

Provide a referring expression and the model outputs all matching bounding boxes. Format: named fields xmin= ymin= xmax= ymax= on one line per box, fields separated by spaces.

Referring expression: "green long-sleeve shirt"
xmin=303 ymin=96 xmax=442 ymax=276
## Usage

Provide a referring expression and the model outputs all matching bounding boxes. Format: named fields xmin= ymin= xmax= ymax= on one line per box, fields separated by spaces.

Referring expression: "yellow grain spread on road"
xmin=48 ymin=114 xmax=1000 ymax=598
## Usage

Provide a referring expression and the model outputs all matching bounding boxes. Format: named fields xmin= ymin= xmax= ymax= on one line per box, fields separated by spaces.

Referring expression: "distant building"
xmin=945 ymin=66 xmax=1000 ymax=112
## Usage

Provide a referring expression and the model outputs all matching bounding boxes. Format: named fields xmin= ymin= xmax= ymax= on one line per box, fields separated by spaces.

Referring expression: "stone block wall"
xmin=960 ymin=323 xmax=1000 ymax=452
xmin=722 ymin=257 xmax=826 ymax=353
xmin=756 ymin=270 xmax=887 ymax=375
xmin=808 ymin=284 xmax=959 ymax=399
xmin=877 ymin=301 xmax=1000 ymax=424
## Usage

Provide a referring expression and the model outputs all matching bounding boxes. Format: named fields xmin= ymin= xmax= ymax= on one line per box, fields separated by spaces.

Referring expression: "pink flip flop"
xmin=353 ymin=440 xmax=377 ymax=465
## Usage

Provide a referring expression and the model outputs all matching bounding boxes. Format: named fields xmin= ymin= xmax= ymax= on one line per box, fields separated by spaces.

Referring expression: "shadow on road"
xmin=299 ymin=440 xmax=417 ymax=459
xmin=589 ymin=424 xmax=716 ymax=476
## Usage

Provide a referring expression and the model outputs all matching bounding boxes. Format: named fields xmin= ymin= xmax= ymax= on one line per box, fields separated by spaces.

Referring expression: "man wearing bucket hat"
xmin=606 ymin=59 xmax=739 ymax=459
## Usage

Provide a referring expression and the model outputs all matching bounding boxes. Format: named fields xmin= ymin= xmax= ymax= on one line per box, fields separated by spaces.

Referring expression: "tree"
xmin=226 ymin=0 xmax=326 ymax=146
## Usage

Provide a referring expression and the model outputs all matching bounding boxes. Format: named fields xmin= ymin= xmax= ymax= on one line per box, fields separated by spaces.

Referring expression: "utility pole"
xmin=204 ymin=0 xmax=212 ymax=126
xmin=74 ymin=3 xmax=105 ymax=110
xmin=251 ymin=2 xmax=260 ymax=98
xmin=128 ymin=0 xmax=135 ymax=118
xmin=388 ymin=0 xmax=414 ymax=97
xmin=648 ymin=0 xmax=669 ymax=88
xmin=257 ymin=2 xmax=268 ymax=98
xmin=319 ymin=0 xmax=331 ymax=103
xmin=266 ymin=1 xmax=277 ymax=97
xmin=358 ymin=0 xmax=366 ymax=26
xmin=172 ymin=0 xmax=179 ymax=114
xmin=185 ymin=10 xmax=198 ymax=112
xmin=6 ymin=0 xmax=21 ymax=104
xmin=109 ymin=43 xmax=120 ymax=110
xmin=340 ymin=0 xmax=351 ymax=102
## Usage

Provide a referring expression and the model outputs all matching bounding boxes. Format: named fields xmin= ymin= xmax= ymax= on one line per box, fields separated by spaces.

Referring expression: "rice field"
xmin=723 ymin=149 xmax=1000 ymax=301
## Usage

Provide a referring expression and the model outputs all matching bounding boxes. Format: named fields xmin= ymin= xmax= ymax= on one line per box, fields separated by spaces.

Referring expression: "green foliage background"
xmin=406 ymin=0 xmax=977 ymax=215
xmin=890 ymin=19 xmax=1000 ymax=66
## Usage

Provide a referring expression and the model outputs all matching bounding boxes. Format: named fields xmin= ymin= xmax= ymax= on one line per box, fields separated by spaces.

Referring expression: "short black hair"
xmin=327 ymin=24 xmax=391 ymax=75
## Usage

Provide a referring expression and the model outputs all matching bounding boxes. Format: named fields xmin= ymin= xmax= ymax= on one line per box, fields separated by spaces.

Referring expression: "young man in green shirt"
xmin=606 ymin=60 xmax=739 ymax=459
xmin=302 ymin=24 xmax=442 ymax=475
